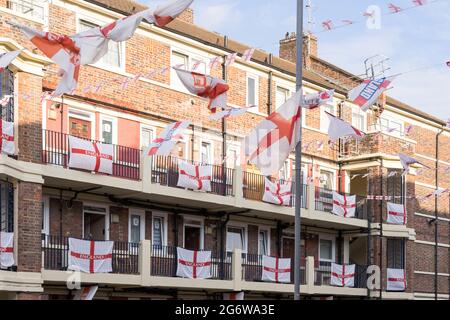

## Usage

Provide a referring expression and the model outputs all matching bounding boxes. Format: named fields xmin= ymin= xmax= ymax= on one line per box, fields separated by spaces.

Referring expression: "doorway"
xmin=83 ymin=205 xmax=107 ymax=240
xmin=184 ymin=226 xmax=201 ymax=250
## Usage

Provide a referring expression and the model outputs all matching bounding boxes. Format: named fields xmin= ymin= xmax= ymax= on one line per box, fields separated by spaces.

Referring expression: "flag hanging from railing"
xmin=332 ymin=192 xmax=356 ymax=218
xmin=147 ymin=121 xmax=190 ymax=156
xmin=0 ymin=232 xmax=14 ymax=268
xmin=261 ymin=256 xmax=291 ymax=283
xmin=387 ymin=202 xmax=407 ymax=225
xmin=262 ymin=178 xmax=292 ymax=206
xmin=0 ymin=50 xmax=20 ymax=72
xmin=326 ymin=112 xmax=365 ymax=142
xmin=68 ymin=238 xmax=113 ymax=274
xmin=223 ymin=292 xmax=245 ymax=300
xmin=73 ymin=286 xmax=98 ymax=300
xmin=177 ymin=161 xmax=212 ymax=192
xmin=348 ymin=76 xmax=395 ymax=111
xmin=301 ymin=89 xmax=334 ymax=109
xmin=68 ymin=136 xmax=113 ymax=174
xmin=0 ymin=120 xmax=15 ymax=156
xmin=176 ymin=247 xmax=212 ymax=279
xmin=331 ymin=263 xmax=355 ymax=287
xmin=387 ymin=268 xmax=407 ymax=291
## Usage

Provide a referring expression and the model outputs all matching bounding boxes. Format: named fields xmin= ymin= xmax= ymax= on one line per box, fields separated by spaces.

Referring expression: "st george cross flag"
xmin=245 ymin=90 xmax=302 ymax=176
xmin=209 ymin=107 xmax=251 ymax=121
xmin=262 ymin=255 xmax=291 ymax=283
xmin=399 ymin=153 xmax=428 ymax=176
xmin=177 ymin=161 xmax=212 ymax=192
xmin=387 ymin=202 xmax=407 ymax=225
xmin=147 ymin=121 xmax=190 ymax=156
xmin=0 ymin=232 xmax=14 ymax=268
xmin=331 ymin=263 xmax=355 ymax=287
xmin=387 ymin=268 xmax=407 ymax=291
xmin=326 ymin=112 xmax=365 ymax=142
xmin=223 ymin=292 xmax=244 ymax=300
xmin=0 ymin=120 xmax=15 ymax=156
xmin=68 ymin=136 xmax=113 ymax=175
xmin=301 ymin=89 xmax=334 ymax=109
xmin=68 ymin=238 xmax=113 ymax=274
xmin=348 ymin=76 xmax=395 ymax=111
xmin=0 ymin=50 xmax=20 ymax=72
xmin=174 ymin=68 xmax=229 ymax=112
xmin=332 ymin=192 xmax=356 ymax=218
xmin=262 ymin=178 xmax=292 ymax=206
xmin=176 ymin=247 xmax=212 ymax=279
xmin=73 ymin=286 xmax=98 ymax=300
xmin=10 ymin=22 xmax=80 ymax=96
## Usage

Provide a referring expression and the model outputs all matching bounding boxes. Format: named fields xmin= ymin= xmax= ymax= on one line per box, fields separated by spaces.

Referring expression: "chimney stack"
xmin=279 ymin=32 xmax=318 ymax=68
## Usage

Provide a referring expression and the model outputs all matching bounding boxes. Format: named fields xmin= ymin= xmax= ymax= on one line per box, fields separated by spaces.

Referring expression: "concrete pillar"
xmin=233 ymin=166 xmax=243 ymax=200
xmin=140 ymin=240 xmax=151 ymax=283
xmin=232 ymin=248 xmax=242 ymax=291
xmin=305 ymin=256 xmax=315 ymax=287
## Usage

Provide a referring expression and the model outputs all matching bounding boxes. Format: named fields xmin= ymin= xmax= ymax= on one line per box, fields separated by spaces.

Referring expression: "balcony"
xmin=315 ymin=187 xmax=369 ymax=220
xmin=314 ymin=261 xmax=368 ymax=289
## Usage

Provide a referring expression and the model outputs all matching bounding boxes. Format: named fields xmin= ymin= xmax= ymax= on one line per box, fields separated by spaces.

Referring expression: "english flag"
xmin=326 ymin=112 xmax=365 ymax=142
xmin=73 ymin=286 xmax=98 ymax=300
xmin=399 ymin=153 xmax=428 ymax=176
xmin=174 ymin=68 xmax=229 ymax=112
xmin=301 ymin=89 xmax=334 ymax=109
xmin=262 ymin=178 xmax=292 ymax=206
xmin=68 ymin=238 xmax=113 ymax=274
xmin=147 ymin=121 xmax=190 ymax=156
xmin=387 ymin=268 xmax=407 ymax=291
xmin=0 ymin=50 xmax=20 ymax=72
xmin=223 ymin=292 xmax=245 ymax=300
xmin=0 ymin=232 xmax=14 ymax=268
xmin=331 ymin=263 xmax=355 ymax=287
xmin=245 ymin=90 xmax=302 ymax=176
xmin=68 ymin=136 xmax=113 ymax=175
xmin=332 ymin=192 xmax=356 ymax=218
xmin=177 ymin=161 xmax=212 ymax=192
xmin=11 ymin=22 xmax=80 ymax=96
xmin=176 ymin=247 xmax=212 ymax=279
xmin=348 ymin=77 xmax=395 ymax=111
xmin=262 ymin=256 xmax=291 ymax=283
xmin=387 ymin=202 xmax=407 ymax=225
xmin=0 ymin=120 xmax=15 ymax=156
xmin=209 ymin=106 xmax=251 ymax=121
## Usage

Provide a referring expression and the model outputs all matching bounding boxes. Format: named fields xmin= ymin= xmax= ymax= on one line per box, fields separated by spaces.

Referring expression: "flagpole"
xmin=294 ymin=0 xmax=304 ymax=301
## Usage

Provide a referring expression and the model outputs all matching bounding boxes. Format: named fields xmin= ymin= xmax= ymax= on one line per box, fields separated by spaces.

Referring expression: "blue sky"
xmin=147 ymin=0 xmax=450 ymax=120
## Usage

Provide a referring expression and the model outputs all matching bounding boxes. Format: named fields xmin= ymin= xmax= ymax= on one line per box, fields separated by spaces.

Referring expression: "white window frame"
xmin=99 ymin=115 xmax=118 ymax=145
xmin=42 ymin=196 xmax=50 ymax=236
xmin=140 ymin=124 xmax=156 ymax=149
xmin=82 ymin=202 xmax=110 ymax=240
xmin=151 ymin=212 xmax=168 ymax=247
xmin=320 ymin=104 xmax=335 ymax=133
xmin=226 ymin=222 xmax=248 ymax=253
xmin=128 ymin=208 xmax=145 ymax=243
xmin=170 ymin=48 xmax=210 ymax=92
xmin=246 ymin=73 xmax=259 ymax=107
xmin=200 ymin=139 xmax=214 ymax=165
xmin=258 ymin=227 xmax=271 ymax=256
xmin=319 ymin=168 xmax=335 ymax=190
xmin=182 ymin=215 xmax=204 ymax=250
xmin=275 ymin=86 xmax=291 ymax=110
xmin=352 ymin=109 xmax=366 ymax=132
xmin=318 ymin=235 xmax=336 ymax=263
xmin=7 ymin=0 xmax=49 ymax=25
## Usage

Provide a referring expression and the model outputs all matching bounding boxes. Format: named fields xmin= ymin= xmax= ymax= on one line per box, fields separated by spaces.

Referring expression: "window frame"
xmin=258 ymin=227 xmax=270 ymax=256
xmin=128 ymin=209 xmax=145 ymax=244
xmin=226 ymin=223 xmax=248 ymax=253
xmin=99 ymin=114 xmax=118 ymax=145
xmin=318 ymin=235 xmax=336 ymax=263
xmin=200 ymin=140 xmax=213 ymax=165
xmin=140 ymin=124 xmax=156 ymax=149
xmin=170 ymin=49 xmax=210 ymax=92
xmin=151 ymin=212 xmax=168 ymax=247
xmin=246 ymin=73 xmax=259 ymax=107
xmin=182 ymin=215 xmax=205 ymax=250
xmin=82 ymin=202 xmax=110 ymax=241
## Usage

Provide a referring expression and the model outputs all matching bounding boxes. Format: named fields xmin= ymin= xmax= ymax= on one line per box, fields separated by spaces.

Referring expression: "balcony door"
xmin=83 ymin=206 xmax=108 ymax=240
xmin=69 ymin=117 xmax=91 ymax=139
xmin=183 ymin=218 xmax=203 ymax=251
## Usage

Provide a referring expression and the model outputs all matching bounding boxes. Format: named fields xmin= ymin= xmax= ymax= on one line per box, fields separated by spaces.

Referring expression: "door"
xmin=184 ymin=226 xmax=201 ymax=250
xmin=130 ymin=214 xmax=141 ymax=244
xmin=84 ymin=213 xmax=105 ymax=240
xmin=69 ymin=117 xmax=91 ymax=139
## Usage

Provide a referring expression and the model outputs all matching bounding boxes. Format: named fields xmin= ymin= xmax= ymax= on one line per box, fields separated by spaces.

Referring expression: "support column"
xmin=232 ymin=248 xmax=242 ymax=291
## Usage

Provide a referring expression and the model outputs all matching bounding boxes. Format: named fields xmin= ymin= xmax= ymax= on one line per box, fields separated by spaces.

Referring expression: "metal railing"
xmin=151 ymin=156 xmax=234 ymax=196
xmin=314 ymin=261 xmax=368 ymax=288
xmin=0 ymin=68 xmax=14 ymax=122
xmin=42 ymin=235 xmax=140 ymax=274
xmin=150 ymin=245 xmax=232 ymax=280
xmin=42 ymin=129 xmax=141 ymax=180
xmin=242 ymin=172 xmax=308 ymax=208
xmin=241 ymin=253 xmax=306 ymax=284
xmin=314 ymin=187 xmax=368 ymax=220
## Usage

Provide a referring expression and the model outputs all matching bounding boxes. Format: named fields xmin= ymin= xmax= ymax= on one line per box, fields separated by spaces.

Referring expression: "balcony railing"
xmin=0 ymin=67 xmax=14 ymax=122
xmin=242 ymin=171 xmax=308 ymax=208
xmin=42 ymin=235 xmax=140 ymax=274
xmin=315 ymin=187 xmax=368 ymax=220
xmin=314 ymin=261 xmax=368 ymax=288
xmin=42 ymin=129 xmax=141 ymax=180
xmin=150 ymin=245 xmax=232 ymax=280
xmin=151 ymin=156 xmax=234 ymax=196
xmin=241 ymin=253 xmax=306 ymax=284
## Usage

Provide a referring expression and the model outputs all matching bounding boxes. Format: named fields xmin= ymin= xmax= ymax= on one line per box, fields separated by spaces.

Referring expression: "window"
xmin=319 ymin=239 xmax=333 ymax=262
xmin=83 ymin=205 xmax=108 ymax=240
xmin=276 ymin=87 xmax=290 ymax=109
xmin=320 ymin=105 xmax=335 ymax=132
xmin=0 ymin=181 xmax=14 ymax=233
xmin=226 ymin=227 xmax=245 ymax=252
xmin=184 ymin=218 xmax=203 ymax=251
xmin=226 ymin=148 xmax=238 ymax=168
xmin=129 ymin=210 xmax=145 ymax=244
xmin=319 ymin=170 xmax=334 ymax=190
xmin=259 ymin=229 xmax=269 ymax=255
xmin=101 ymin=119 xmax=113 ymax=144
xmin=141 ymin=127 xmax=155 ymax=148
xmin=8 ymin=0 xmax=45 ymax=21
xmin=379 ymin=117 xmax=403 ymax=136
xmin=247 ymin=75 xmax=258 ymax=106
xmin=352 ymin=112 xmax=365 ymax=131
xmin=191 ymin=57 xmax=206 ymax=74
xmin=387 ymin=239 xmax=405 ymax=269
xmin=79 ymin=20 xmax=123 ymax=68
xmin=171 ymin=51 xmax=189 ymax=91
xmin=152 ymin=216 xmax=165 ymax=247
xmin=201 ymin=142 xmax=212 ymax=164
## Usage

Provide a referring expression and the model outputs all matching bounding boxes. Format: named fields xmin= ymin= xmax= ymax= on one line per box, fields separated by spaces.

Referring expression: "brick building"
xmin=0 ymin=0 xmax=448 ymax=300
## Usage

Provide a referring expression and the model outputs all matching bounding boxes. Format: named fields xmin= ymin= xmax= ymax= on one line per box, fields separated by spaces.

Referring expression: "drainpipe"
xmin=268 ymin=55 xmax=273 ymax=115
xmin=221 ymin=37 xmax=228 ymax=196
xmin=59 ymin=189 xmax=63 ymax=239
xmin=434 ymin=127 xmax=444 ymax=300
xmin=220 ymin=213 xmax=231 ymax=279
xmin=379 ymin=162 xmax=384 ymax=300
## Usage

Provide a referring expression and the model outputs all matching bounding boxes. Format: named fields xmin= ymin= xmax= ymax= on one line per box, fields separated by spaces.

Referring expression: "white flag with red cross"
xmin=147 ymin=121 xmax=190 ymax=156
xmin=0 ymin=232 xmax=14 ymax=268
xmin=387 ymin=202 xmax=407 ymax=225
xmin=223 ymin=292 xmax=244 ymax=300
xmin=331 ymin=263 xmax=355 ymax=287
xmin=0 ymin=50 xmax=20 ymax=72
xmin=68 ymin=238 xmax=113 ymax=274
xmin=174 ymin=68 xmax=229 ymax=113
xmin=301 ymin=89 xmax=334 ymax=109
xmin=0 ymin=120 xmax=15 ymax=156
xmin=348 ymin=76 xmax=395 ymax=111
xmin=261 ymin=256 xmax=291 ymax=283
xmin=387 ymin=268 xmax=407 ymax=291
xmin=73 ymin=286 xmax=98 ymax=300
xmin=399 ymin=153 xmax=429 ymax=176
xmin=245 ymin=90 xmax=302 ymax=176
xmin=262 ymin=178 xmax=292 ymax=206
xmin=176 ymin=247 xmax=212 ymax=279
xmin=177 ymin=161 xmax=212 ymax=192
xmin=10 ymin=22 xmax=80 ymax=97
xmin=0 ymin=96 xmax=12 ymax=107
xmin=326 ymin=112 xmax=365 ymax=142
xmin=241 ymin=48 xmax=255 ymax=62
xmin=332 ymin=192 xmax=356 ymax=218
xmin=68 ymin=136 xmax=113 ymax=174
xmin=209 ymin=107 xmax=251 ymax=121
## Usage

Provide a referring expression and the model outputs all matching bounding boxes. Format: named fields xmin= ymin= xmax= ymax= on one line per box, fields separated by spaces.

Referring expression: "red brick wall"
xmin=109 ymin=206 xmax=129 ymax=242
xmin=49 ymin=198 xmax=83 ymax=238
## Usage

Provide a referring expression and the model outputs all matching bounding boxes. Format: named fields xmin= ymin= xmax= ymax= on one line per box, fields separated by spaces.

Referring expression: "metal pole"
xmin=294 ymin=0 xmax=304 ymax=301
